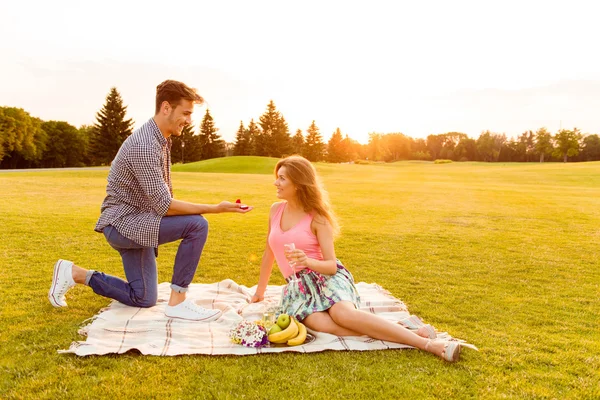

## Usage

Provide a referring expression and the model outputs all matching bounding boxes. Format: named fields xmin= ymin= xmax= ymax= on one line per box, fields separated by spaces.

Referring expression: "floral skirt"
xmin=280 ymin=261 xmax=361 ymax=322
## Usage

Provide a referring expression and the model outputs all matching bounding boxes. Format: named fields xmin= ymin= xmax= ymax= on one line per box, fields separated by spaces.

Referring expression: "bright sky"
xmin=1 ymin=0 xmax=599 ymax=144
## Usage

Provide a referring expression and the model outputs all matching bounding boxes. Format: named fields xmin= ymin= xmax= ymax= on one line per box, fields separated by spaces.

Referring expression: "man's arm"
xmin=128 ymin=143 xmax=251 ymax=217
xmin=165 ymin=199 xmax=215 ymax=215
xmin=166 ymin=199 xmax=252 ymax=216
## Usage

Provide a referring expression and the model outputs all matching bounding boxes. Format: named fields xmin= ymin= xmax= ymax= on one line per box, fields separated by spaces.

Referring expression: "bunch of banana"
xmin=267 ymin=317 xmax=308 ymax=346
xmin=286 ymin=319 xmax=307 ymax=346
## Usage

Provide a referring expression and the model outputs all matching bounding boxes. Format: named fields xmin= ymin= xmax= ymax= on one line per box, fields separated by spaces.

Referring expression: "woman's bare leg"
xmin=302 ymin=311 xmax=362 ymax=336
xmin=328 ymin=301 xmax=446 ymax=356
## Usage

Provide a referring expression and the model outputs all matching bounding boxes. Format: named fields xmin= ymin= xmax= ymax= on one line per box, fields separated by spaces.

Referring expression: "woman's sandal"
xmin=398 ymin=316 xmax=437 ymax=339
xmin=416 ymin=324 xmax=437 ymax=339
xmin=425 ymin=339 xmax=461 ymax=362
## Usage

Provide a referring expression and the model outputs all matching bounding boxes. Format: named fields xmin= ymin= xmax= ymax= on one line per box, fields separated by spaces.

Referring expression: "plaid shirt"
xmin=95 ymin=118 xmax=173 ymax=248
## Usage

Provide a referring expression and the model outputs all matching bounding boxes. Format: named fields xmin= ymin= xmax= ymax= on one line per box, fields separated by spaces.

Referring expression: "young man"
xmin=49 ymin=80 xmax=252 ymax=321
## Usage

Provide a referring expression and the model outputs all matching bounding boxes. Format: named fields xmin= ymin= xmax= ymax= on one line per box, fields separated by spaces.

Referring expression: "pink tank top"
xmin=268 ymin=202 xmax=324 ymax=279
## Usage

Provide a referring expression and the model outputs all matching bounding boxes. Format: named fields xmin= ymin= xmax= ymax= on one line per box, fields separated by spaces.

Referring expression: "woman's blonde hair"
xmin=275 ymin=155 xmax=339 ymax=235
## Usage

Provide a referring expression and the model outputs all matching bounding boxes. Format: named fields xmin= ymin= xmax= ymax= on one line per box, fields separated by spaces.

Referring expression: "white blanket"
xmin=60 ymin=279 xmax=466 ymax=356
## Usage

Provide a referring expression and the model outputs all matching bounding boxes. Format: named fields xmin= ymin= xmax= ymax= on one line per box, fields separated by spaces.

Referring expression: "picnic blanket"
xmin=60 ymin=279 xmax=468 ymax=356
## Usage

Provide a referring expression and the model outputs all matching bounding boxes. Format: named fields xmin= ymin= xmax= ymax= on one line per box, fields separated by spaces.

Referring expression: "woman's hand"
xmin=286 ymin=249 xmax=310 ymax=268
xmin=250 ymin=293 xmax=264 ymax=303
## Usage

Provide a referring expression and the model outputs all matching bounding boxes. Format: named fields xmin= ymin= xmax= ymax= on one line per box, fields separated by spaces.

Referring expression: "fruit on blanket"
xmin=287 ymin=319 xmax=307 ymax=346
xmin=268 ymin=317 xmax=299 ymax=344
xmin=276 ymin=314 xmax=291 ymax=329
xmin=268 ymin=324 xmax=283 ymax=335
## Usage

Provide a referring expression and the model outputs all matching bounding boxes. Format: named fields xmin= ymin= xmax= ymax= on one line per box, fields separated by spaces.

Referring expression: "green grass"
xmin=172 ymin=156 xmax=279 ymax=174
xmin=1 ymin=159 xmax=599 ymax=399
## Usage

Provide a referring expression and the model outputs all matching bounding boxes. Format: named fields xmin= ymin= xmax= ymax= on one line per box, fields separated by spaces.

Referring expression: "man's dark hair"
xmin=155 ymin=80 xmax=204 ymax=114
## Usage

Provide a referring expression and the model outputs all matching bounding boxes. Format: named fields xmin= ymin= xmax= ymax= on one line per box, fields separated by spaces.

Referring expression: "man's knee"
xmin=130 ymin=291 xmax=158 ymax=308
xmin=188 ymin=215 xmax=208 ymax=236
xmin=135 ymin=299 xmax=157 ymax=308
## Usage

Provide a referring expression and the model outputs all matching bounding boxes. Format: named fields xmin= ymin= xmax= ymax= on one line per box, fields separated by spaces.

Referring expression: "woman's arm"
xmin=250 ymin=203 xmax=280 ymax=302
xmin=288 ymin=215 xmax=338 ymax=276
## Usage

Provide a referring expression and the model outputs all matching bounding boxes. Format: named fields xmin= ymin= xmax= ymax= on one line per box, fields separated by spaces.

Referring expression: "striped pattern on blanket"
xmin=60 ymin=279 xmax=462 ymax=356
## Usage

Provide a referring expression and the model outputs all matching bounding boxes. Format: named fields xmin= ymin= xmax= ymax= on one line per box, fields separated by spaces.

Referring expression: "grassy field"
xmin=1 ymin=158 xmax=599 ymax=399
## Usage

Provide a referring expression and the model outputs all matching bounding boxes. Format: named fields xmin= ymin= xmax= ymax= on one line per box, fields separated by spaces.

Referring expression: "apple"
xmin=276 ymin=313 xmax=291 ymax=329
xmin=268 ymin=324 xmax=282 ymax=335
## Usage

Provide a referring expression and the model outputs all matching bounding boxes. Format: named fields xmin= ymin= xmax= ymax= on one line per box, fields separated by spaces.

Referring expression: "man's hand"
xmin=217 ymin=201 xmax=253 ymax=213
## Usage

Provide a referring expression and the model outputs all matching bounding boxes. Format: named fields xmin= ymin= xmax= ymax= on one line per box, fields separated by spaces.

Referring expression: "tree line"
xmin=234 ymin=114 xmax=599 ymax=163
xmin=2 ymin=87 xmax=599 ymax=169
xmin=0 ymin=87 xmax=226 ymax=168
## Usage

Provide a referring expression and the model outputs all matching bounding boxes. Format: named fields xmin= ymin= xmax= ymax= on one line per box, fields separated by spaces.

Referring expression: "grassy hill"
xmin=172 ymin=156 xmax=279 ymax=174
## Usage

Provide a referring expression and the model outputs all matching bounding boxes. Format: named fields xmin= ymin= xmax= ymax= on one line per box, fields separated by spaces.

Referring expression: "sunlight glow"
xmin=1 ymin=0 xmax=599 ymax=144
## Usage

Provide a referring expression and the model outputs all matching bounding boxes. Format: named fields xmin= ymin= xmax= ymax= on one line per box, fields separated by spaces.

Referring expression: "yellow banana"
xmin=287 ymin=320 xmax=307 ymax=346
xmin=268 ymin=318 xmax=298 ymax=344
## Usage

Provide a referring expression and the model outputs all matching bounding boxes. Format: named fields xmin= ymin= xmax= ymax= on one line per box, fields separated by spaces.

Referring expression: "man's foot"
xmin=165 ymin=299 xmax=222 ymax=321
xmin=49 ymin=259 xmax=76 ymax=307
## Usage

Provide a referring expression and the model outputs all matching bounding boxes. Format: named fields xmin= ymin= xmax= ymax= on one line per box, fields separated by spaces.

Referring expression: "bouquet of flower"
xmin=229 ymin=320 xmax=269 ymax=348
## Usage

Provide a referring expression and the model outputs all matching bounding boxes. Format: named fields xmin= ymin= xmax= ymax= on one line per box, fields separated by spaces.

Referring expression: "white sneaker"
xmin=49 ymin=259 xmax=76 ymax=307
xmin=165 ymin=299 xmax=222 ymax=321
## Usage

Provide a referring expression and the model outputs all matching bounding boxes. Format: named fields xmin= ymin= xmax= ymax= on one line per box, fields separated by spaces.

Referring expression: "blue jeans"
xmin=87 ymin=215 xmax=209 ymax=307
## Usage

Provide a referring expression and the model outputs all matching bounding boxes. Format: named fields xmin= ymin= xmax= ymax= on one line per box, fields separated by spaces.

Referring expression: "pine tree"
xmin=304 ymin=121 xmax=325 ymax=161
xmin=271 ymin=114 xmax=291 ymax=157
xmin=233 ymin=121 xmax=248 ymax=156
xmin=326 ymin=128 xmax=345 ymax=163
xmin=90 ymin=87 xmax=133 ymax=165
xmin=258 ymin=100 xmax=290 ymax=157
xmin=233 ymin=121 xmax=254 ymax=156
xmin=291 ymin=129 xmax=305 ymax=156
xmin=246 ymin=119 xmax=260 ymax=156
xmin=171 ymin=124 xmax=197 ymax=164
xmin=198 ymin=109 xmax=225 ymax=160
xmin=253 ymin=125 xmax=269 ymax=156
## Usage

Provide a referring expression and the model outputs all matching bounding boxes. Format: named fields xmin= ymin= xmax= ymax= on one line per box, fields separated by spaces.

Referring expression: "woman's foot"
xmin=416 ymin=324 xmax=437 ymax=339
xmin=398 ymin=316 xmax=437 ymax=339
xmin=425 ymin=339 xmax=461 ymax=362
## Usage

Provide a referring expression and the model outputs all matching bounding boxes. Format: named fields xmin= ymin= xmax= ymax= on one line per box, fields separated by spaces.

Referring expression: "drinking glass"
xmin=283 ymin=242 xmax=297 ymax=279
xmin=262 ymin=304 xmax=278 ymax=329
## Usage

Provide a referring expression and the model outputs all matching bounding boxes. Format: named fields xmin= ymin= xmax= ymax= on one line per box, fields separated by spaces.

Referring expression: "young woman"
xmin=250 ymin=155 xmax=463 ymax=362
